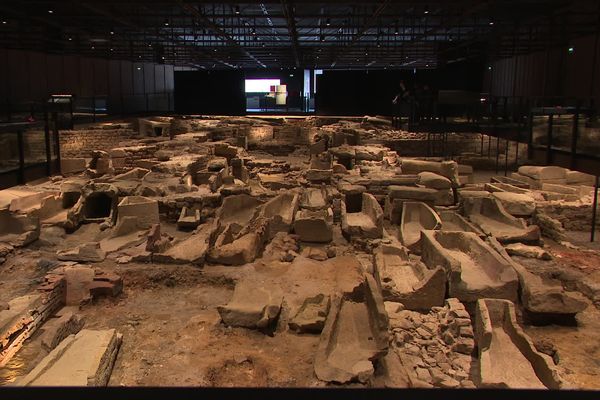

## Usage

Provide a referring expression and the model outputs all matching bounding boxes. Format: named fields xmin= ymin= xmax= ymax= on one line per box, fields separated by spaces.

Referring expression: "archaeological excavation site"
xmin=1 ymin=0 xmax=600 ymax=394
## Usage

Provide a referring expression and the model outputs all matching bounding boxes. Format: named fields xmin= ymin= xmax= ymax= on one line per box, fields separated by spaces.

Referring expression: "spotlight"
xmin=489 ymin=21 xmax=494 ymax=26
xmin=48 ymin=10 xmax=54 ymax=14
xmin=137 ymin=67 xmax=142 ymax=70
xmin=424 ymin=5 xmax=429 ymax=14
xmin=110 ymin=30 xmax=114 ymax=35
xmin=164 ymin=19 xmax=169 ymax=26
xmin=1 ymin=21 xmax=6 ymax=25
xmin=110 ymin=48 xmax=114 ymax=51
xmin=68 ymin=37 xmax=72 ymax=41
xmin=320 ymin=34 xmax=324 ymax=41
xmin=326 ymin=18 xmax=331 ymax=27
xmin=235 ymin=6 xmax=240 ymax=15
xmin=488 ymin=65 xmax=492 ymax=70
xmin=568 ymin=46 xmax=574 ymax=54
xmin=251 ymin=28 xmax=256 ymax=35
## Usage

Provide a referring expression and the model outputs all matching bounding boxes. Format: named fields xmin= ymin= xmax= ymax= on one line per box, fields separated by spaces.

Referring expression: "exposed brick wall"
xmin=537 ymin=201 xmax=596 ymax=231
xmin=59 ymin=129 xmax=137 ymax=158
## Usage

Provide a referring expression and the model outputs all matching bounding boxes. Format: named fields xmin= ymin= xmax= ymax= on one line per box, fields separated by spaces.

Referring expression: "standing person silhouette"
xmin=392 ymin=80 xmax=410 ymax=129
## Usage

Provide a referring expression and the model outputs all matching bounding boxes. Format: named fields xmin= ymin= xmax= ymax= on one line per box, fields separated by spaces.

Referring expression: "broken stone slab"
xmin=417 ymin=172 xmax=452 ymax=190
xmin=504 ymin=243 xmax=551 ymax=260
xmin=0 ymin=208 xmax=40 ymax=247
xmin=15 ymin=329 xmax=122 ymax=386
xmin=1 ymin=294 xmax=44 ymax=366
xmin=474 ymin=299 xmax=562 ymax=389
xmin=99 ymin=216 xmax=148 ymax=254
xmin=491 ymin=192 xmax=536 ymax=217
xmin=177 ymin=206 xmax=201 ymax=230
xmin=40 ymin=308 xmax=85 ymax=352
xmin=484 ymin=182 xmax=532 ymax=195
xmin=439 ymin=210 xmax=486 ymax=237
xmin=374 ymin=244 xmax=446 ymax=311
xmin=1 ymin=276 xmax=66 ymax=367
xmin=421 ymin=230 xmax=519 ymax=303
xmin=288 ymin=294 xmax=330 ymax=333
xmin=217 ymin=280 xmax=283 ymax=329
xmin=398 ymin=201 xmax=441 ymax=254
xmin=510 ymin=172 xmax=567 ymax=189
xmin=301 ymin=246 xmax=329 ymax=261
xmin=518 ymin=166 xmax=567 ymax=181
xmin=154 ymin=224 xmax=210 ymax=265
xmin=354 ymin=146 xmax=385 ymax=161
xmin=116 ymin=196 xmax=159 ymax=229
xmin=293 ymin=208 xmax=334 ymax=243
xmin=208 ymin=230 xmax=264 ymax=266
xmin=463 ymin=196 xmax=541 ymax=244
xmin=400 ymin=159 xmax=460 ymax=187
xmin=388 ymin=185 xmax=454 ymax=206
xmin=60 ymin=158 xmax=87 ymax=175
xmin=300 ymin=187 xmax=328 ymax=211
xmin=341 ymin=193 xmax=384 ymax=239
xmin=57 ymin=242 xmax=106 ymax=263
xmin=490 ymin=175 xmax=531 ymax=189
xmin=46 ymin=266 xmax=122 ymax=306
xmin=314 ymin=274 xmax=389 ymax=384
xmin=212 ymin=193 xmax=263 ymax=234
xmin=258 ymin=173 xmax=297 ymax=190
xmin=305 ymin=169 xmax=333 ymax=183
xmin=258 ymin=191 xmax=300 ymax=239
xmin=486 ymin=237 xmax=588 ymax=317
xmin=565 ymin=170 xmax=595 ymax=185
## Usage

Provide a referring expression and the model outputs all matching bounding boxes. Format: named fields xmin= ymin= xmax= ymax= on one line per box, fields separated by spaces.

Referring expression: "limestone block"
xmin=491 ymin=192 xmax=536 ymax=217
xmin=293 ymin=209 xmax=334 ymax=243
xmin=117 ymin=196 xmax=159 ymax=229
xmin=217 ymin=281 xmax=283 ymax=329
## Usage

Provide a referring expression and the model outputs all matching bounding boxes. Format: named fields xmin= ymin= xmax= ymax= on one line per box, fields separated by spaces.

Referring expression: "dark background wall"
xmin=174 ymin=69 xmax=306 ymax=115
xmin=483 ymin=33 xmax=600 ymax=100
xmin=174 ymin=70 xmax=245 ymax=115
xmin=315 ymin=59 xmax=484 ymax=116
xmin=0 ymin=48 xmax=175 ymax=114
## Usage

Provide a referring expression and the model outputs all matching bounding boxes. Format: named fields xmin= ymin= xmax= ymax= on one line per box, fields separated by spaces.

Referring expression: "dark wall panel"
xmin=94 ymin=58 xmax=108 ymax=95
xmin=8 ymin=49 xmax=29 ymax=102
xmin=486 ymin=33 xmax=600 ymax=103
xmin=63 ymin=55 xmax=80 ymax=95
xmin=174 ymin=70 xmax=245 ymax=115
xmin=155 ymin=65 xmax=165 ymax=93
xmin=29 ymin=52 xmax=47 ymax=101
xmin=132 ymin=62 xmax=144 ymax=95
xmin=144 ymin=62 xmax=155 ymax=94
xmin=80 ymin=57 xmax=94 ymax=97
xmin=165 ymin=65 xmax=174 ymax=91
xmin=120 ymin=60 xmax=134 ymax=95
xmin=0 ymin=49 xmax=7 ymax=102
xmin=46 ymin=54 xmax=63 ymax=94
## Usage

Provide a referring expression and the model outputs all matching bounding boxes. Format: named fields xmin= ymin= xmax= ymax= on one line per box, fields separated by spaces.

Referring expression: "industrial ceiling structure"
xmin=0 ymin=0 xmax=598 ymax=70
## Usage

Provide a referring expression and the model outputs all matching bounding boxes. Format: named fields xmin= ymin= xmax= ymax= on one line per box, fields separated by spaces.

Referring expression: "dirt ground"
xmin=2 ymin=233 xmax=600 ymax=388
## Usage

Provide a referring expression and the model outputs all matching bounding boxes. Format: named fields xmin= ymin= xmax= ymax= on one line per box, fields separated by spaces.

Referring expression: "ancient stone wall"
xmin=60 ymin=129 xmax=137 ymax=158
xmin=536 ymin=201 xmax=595 ymax=231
